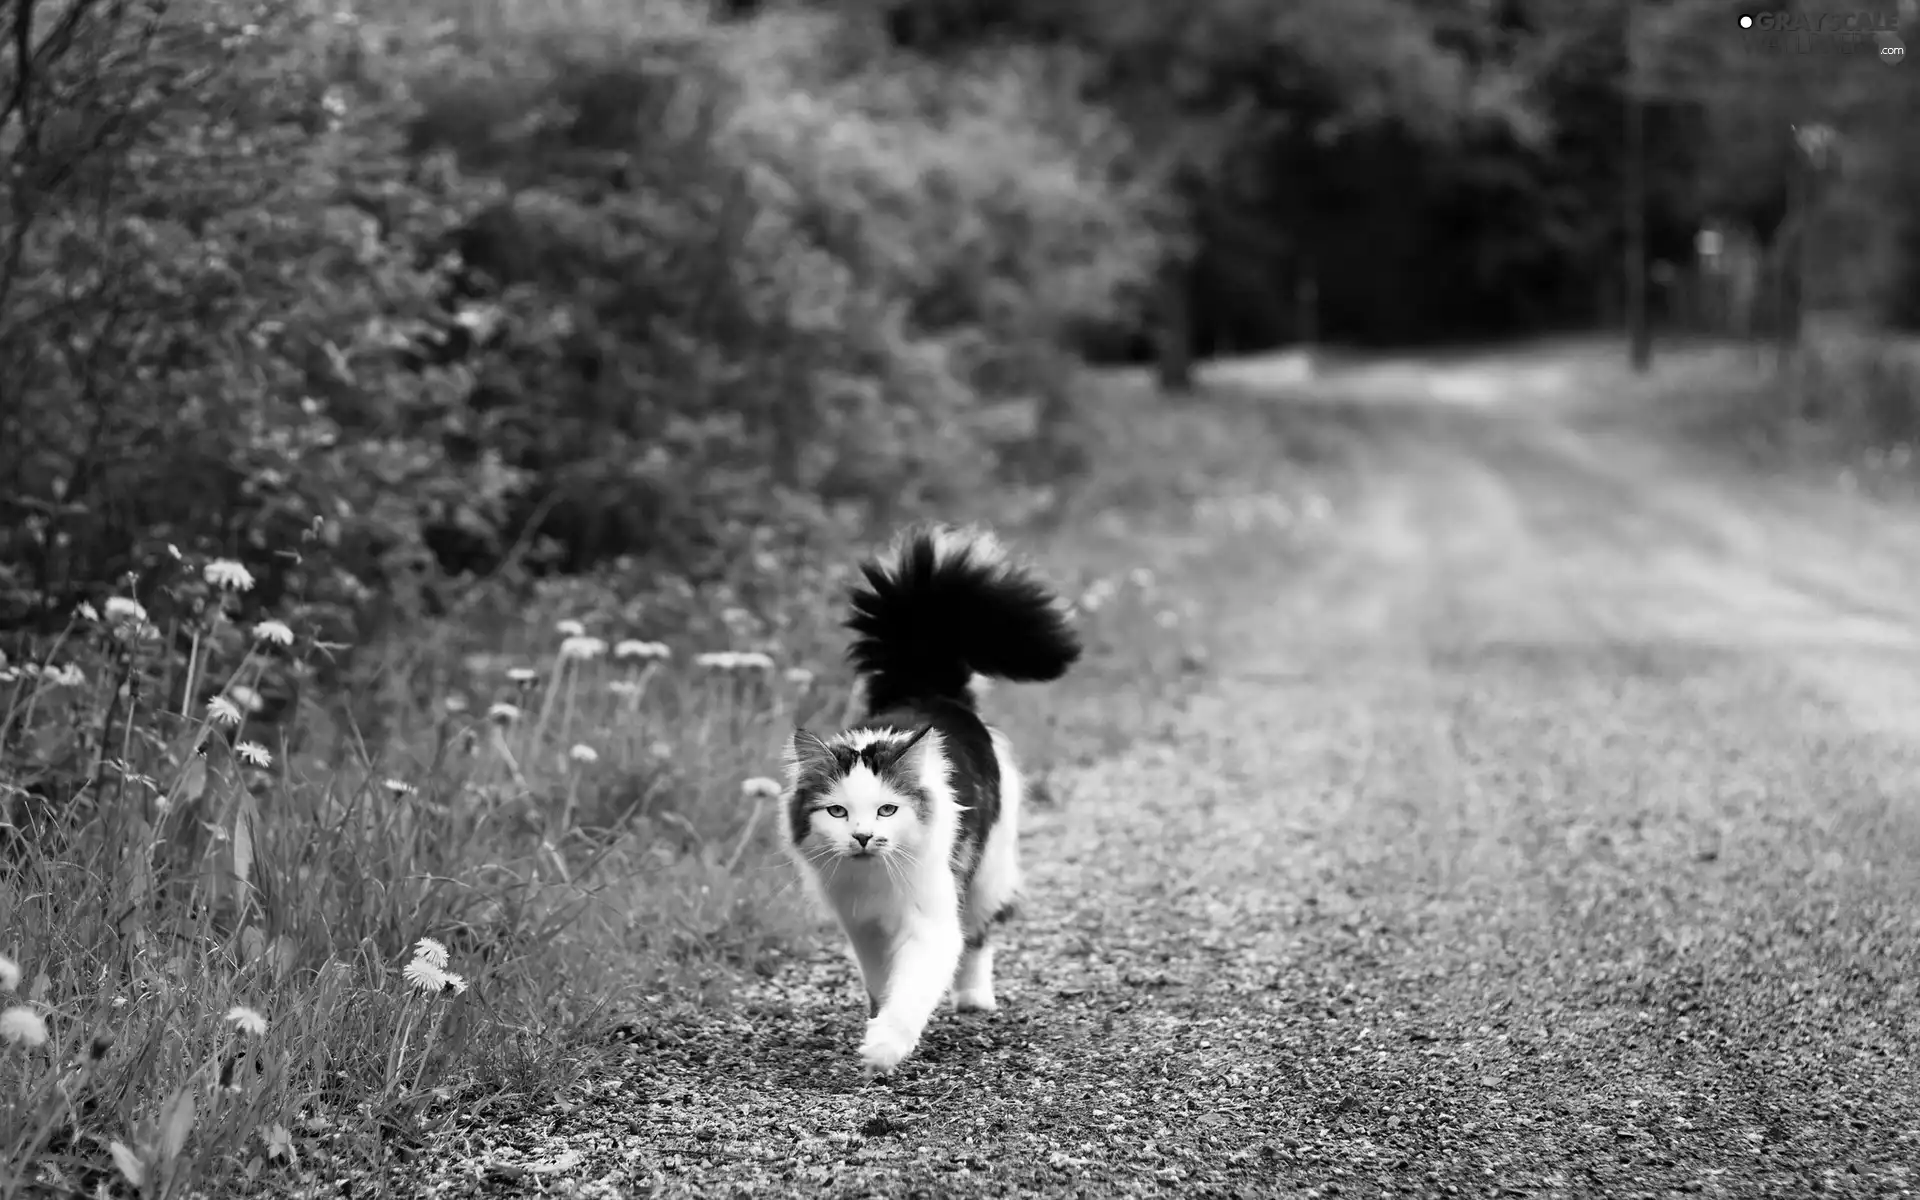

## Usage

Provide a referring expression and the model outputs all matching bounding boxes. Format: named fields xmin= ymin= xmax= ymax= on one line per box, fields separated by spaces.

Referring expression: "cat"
xmin=782 ymin=524 xmax=1082 ymax=1075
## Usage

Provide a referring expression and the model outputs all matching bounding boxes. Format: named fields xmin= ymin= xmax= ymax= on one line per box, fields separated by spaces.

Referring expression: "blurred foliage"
xmin=0 ymin=0 xmax=1158 ymax=671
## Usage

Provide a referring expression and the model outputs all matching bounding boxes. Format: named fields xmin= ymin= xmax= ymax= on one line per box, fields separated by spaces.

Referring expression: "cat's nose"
xmin=852 ymin=832 xmax=873 ymax=847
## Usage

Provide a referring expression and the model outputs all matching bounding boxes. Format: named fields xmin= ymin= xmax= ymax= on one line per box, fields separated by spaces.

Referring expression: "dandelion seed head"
xmin=207 ymin=696 xmax=243 ymax=726
xmin=235 ymin=742 xmax=272 ymax=768
xmin=224 ymin=1005 xmax=269 ymax=1036
xmin=741 ymin=776 xmax=782 ymax=800
xmin=559 ymin=635 xmax=607 ymax=661
xmin=413 ymin=938 xmax=449 ymax=968
xmin=205 ymin=560 xmax=257 ymax=592
xmin=0 ymin=955 xmax=18 ymax=992
xmin=487 ymin=702 xmax=521 ymax=724
xmin=104 ymin=597 xmax=147 ymax=625
xmin=568 ymin=743 xmax=599 ymax=764
xmin=253 ymin=619 xmax=294 ymax=647
xmin=0 ymin=1005 xmax=47 ymax=1047
xmin=555 ymin=618 xmax=586 ymax=638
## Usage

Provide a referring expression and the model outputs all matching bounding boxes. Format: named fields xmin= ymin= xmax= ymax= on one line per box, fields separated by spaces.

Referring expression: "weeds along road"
xmin=401 ymin=347 xmax=1920 ymax=1199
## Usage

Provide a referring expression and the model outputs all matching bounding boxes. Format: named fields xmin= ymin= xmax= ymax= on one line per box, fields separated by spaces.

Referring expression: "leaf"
xmin=159 ymin=1087 xmax=196 ymax=1161
xmin=109 ymin=1141 xmax=146 ymax=1187
xmin=233 ymin=792 xmax=258 ymax=890
xmin=178 ymin=756 xmax=209 ymax=805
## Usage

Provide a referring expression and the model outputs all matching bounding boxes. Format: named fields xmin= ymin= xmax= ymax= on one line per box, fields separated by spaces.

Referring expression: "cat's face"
xmin=785 ymin=726 xmax=944 ymax=864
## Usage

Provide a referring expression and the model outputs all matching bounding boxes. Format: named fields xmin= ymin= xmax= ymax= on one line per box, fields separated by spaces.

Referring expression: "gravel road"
xmin=406 ymin=349 xmax=1920 ymax=1198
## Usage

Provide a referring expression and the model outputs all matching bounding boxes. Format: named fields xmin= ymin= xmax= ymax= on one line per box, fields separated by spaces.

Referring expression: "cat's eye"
xmin=825 ymin=805 xmax=847 ymax=819
xmin=876 ymin=804 xmax=898 ymax=817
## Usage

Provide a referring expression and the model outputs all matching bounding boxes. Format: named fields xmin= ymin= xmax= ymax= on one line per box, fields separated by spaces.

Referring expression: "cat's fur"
xmin=783 ymin=525 xmax=1081 ymax=1074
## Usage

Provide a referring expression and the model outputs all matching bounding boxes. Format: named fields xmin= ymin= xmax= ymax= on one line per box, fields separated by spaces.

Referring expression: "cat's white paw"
xmin=858 ymin=1023 xmax=917 ymax=1074
xmin=952 ymin=987 xmax=998 ymax=1012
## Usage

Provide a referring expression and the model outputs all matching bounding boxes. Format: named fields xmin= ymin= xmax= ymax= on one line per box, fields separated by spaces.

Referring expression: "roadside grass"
xmin=0 ymin=372 xmax=1327 ymax=1197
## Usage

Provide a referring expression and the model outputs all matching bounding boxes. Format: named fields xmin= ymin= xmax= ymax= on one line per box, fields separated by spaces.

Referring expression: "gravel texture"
xmin=375 ymin=353 xmax=1920 ymax=1198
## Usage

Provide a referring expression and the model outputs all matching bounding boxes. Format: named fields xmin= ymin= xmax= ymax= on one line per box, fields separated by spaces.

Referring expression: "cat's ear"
xmin=881 ymin=722 xmax=944 ymax=780
xmin=784 ymin=727 xmax=837 ymax=787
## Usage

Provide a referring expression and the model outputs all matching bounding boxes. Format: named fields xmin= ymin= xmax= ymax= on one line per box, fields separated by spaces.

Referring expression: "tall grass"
xmin=0 ymin=547 xmax=853 ymax=1195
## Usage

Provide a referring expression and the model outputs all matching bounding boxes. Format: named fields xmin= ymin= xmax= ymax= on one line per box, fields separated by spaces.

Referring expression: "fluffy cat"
xmin=782 ymin=525 xmax=1082 ymax=1075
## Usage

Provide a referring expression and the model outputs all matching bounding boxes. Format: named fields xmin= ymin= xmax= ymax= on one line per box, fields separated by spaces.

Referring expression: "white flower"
xmin=555 ymin=619 xmax=586 ymax=638
xmin=235 ymin=742 xmax=272 ymax=768
xmin=224 ymin=1006 xmax=268 ymax=1036
xmin=104 ymin=597 xmax=147 ymax=625
xmin=695 ymin=651 xmax=736 ymax=670
xmin=734 ymin=651 xmax=774 ymax=671
xmin=229 ymin=684 xmax=264 ymax=713
xmin=615 ymin=639 xmax=670 ymax=661
xmin=783 ymin=667 xmax=815 ymax=688
xmin=487 ymin=702 xmax=521 ymax=724
xmin=559 ymin=636 xmax=607 ymax=661
xmin=75 ymin=601 xmax=99 ymax=622
xmin=507 ymin=667 xmax=539 ymax=685
xmin=403 ymin=958 xmax=448 ymax=992
xmin=441 ymin=971 xmax=468 ymax=995
xmin=412 ymin=938 xmax=449 ymax=969
xmin=0 ymin=1006 xmax=47 ymax=1047
xmin=383 ymin=778 xmax=417 ymax=796
xmin=0 ymin=954 xmax=19 ymax=992
xmin=205 ymin=560 xmax=256 ymax=592
xmin=206 ymin=696 xmax=243 ymax=727
xmin=252 ymin=620 xmax=294 ymax=647
xmin=648 ymin=740 xmax=673 ymax=760
xmin=741 ymin=776 xmax=782 ymax=800
xmin=44 ymin=664 xmax=86 ymax=688
xmin=444 ymin=694 xmax=470 ymax=714
xmin=568 ymin=743 xmax=599 ymax=765
xmin=608 ymin=680 xmax=640 ymax=698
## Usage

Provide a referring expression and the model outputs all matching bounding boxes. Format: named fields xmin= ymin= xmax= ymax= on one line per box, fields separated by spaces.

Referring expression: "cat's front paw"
xmin=952 ymin=987 xmax=998 ymax=1012
xmin=857 ymin=1023 xmax=917 ymax=1075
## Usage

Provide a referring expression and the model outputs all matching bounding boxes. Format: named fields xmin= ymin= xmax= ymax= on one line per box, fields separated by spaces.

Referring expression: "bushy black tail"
xmin=845 ymin=526 xmax=1082 ymax=714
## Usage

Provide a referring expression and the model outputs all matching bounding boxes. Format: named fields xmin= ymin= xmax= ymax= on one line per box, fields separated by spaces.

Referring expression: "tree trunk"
xmin=1154 ymin=253 xmax=1194 ymax=394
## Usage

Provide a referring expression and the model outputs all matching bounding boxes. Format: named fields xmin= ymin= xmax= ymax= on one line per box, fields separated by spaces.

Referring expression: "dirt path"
xmin=406 ymin=348 xmax=1920 ymax=1198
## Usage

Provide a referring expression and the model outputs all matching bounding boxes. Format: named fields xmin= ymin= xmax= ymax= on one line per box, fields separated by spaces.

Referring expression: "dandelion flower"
xmin=104 ymin=597 xmax=147 ymax=625
xmin=507 ymin=667 xmax=539 ymax=686
xmin=228 ymin=684 xmax=264 ymax=713
xmin=413 ymin=938 xmax=449 ymax=969
xmin=559 ymin=635 xmax=607 ymax=661
xmin=555 ymin=618 xmax=586 ymax=638
xmin=615 ymin=638 xmax=670 ymax=661
xmin=253 ymin=619 xmax=294 ymax=647
xmin=235 ymin=742 xmax=272 ymax=768
xmin=648 ymin=740 xmax=673 ymax=760
xmin=441 ymin=971 xmax=468 ymax=995
xmin=444 ymin=694 xmax=470 ymax=715
xmin=568 ymin=743 xmax=599 ymax=765
xmin=0 ymin=954 xmax=18 ymax=992
xmin=608 ymin=680 xmax=640 ymax=698
xmin=487 ymin=702 xmax=521 ymax=724
xmin=783 ymin=667 xmax=815 ymax=688
xmin=225 ymin=1006 xmax=269 ymax=1036
xmin=734 ymin=651 xmax=774 ymax=671
xmin=695 ymin=651 xmax=735 ymax=670
xmin=207 ymin=696 xmax=243 ymax=727
xmin=382 ymin=778 xmax=416 ymax=796
xmin=403 ymin=958 xmax=448 ymax=993
xmin=0 ymin=1006 xmax=47 ymax=1047
xmin=45 ymin=664 xmax=86 ymax=688
xmin=205 ymin=560 xmax=256 ymax=592
xmin=76 ymin=601 xmax=99 ymax=622
xmin=741 ymin=777 xmax=782 ymax=800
